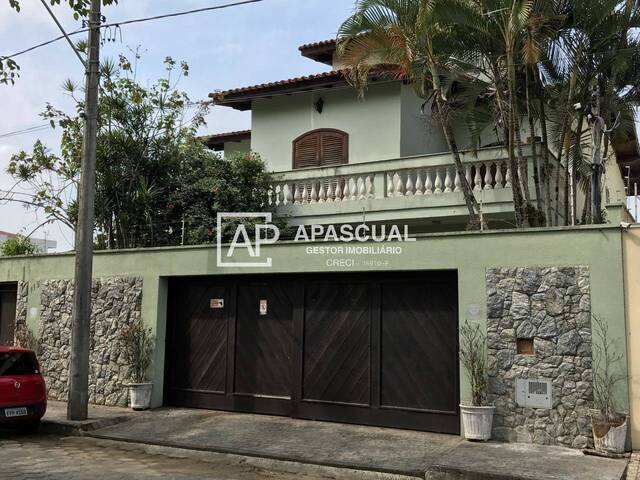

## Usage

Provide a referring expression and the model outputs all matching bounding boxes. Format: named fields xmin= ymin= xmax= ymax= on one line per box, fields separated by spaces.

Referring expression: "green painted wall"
xmin=223 ymin=138 xmax=251 ymax=157
xmin=399 ymin=85 xmax=448 ymax=156
xmin=0 ymin=226 xmax=629 ymax=415
xmin=251 ymin=81 xmax=403 ymax=171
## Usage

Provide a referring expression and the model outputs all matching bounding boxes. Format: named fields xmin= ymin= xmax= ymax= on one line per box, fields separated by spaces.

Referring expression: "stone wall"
xmin=486 ymin=266 xmax=593 ymax=448
xmin=38 ymin=277 xmax=143 ymax=406
xmin=14 ymin=281 xmax=28 ymax=344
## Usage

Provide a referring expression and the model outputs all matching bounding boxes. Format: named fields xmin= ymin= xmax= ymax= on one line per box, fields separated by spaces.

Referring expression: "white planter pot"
xmin=593 ymin=417 xmax=628 ymax=454
xmin=460 ymin=404 xmax=495 ymax=441
xmin=127 ymin=383 xmax=153 ymax=411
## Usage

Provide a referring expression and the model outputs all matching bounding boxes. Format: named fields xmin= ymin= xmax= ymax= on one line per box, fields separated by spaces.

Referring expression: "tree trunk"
xmin=581 ymin=187 xmax=592 ymax=224
xmin=526 ymin=68 xmax=544 ymax=218
xmin=434 ymin=96 xmax=483 ymax=229
xmin=515 ymin=124 xmax=532 ymax=206
xmin=535 ymin=66 xmax=553 ymax=226
xmin=506 ymin=54 xmax=529 ymax=228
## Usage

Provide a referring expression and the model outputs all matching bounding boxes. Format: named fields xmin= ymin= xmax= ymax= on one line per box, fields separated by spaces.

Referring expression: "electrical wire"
xmin=0 ymin=124 xmax=51 ymax=139
xmin=1 ymin=0 xmax=264 ymax=61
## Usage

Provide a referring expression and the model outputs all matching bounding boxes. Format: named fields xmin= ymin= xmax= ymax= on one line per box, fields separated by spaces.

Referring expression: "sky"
xmin=0 ymin=0 xmax=354 ymax=251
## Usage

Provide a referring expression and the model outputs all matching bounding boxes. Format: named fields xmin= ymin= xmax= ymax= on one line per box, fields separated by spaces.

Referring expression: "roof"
xmin=210 ymin=71 xmax=349 ymax=111
xmin=198 ymin=130 xmax=251 ymax=151
xmin=299 ymin=39 xmax=336 ymax=66
xmin=0 ymin=231 xmax=17 ymax=238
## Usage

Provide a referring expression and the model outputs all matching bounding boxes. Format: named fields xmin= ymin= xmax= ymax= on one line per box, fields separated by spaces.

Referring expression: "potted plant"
xmin=120 ymin=320 xmax=154 ymax=411
xmin=591 ymin=315 xmax=628 ymax=454
xmin=459 ymin=321 xmax=494 ymax=441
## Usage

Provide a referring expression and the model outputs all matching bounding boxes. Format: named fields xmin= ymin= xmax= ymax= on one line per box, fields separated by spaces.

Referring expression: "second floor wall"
xmin=250 ymin=81 xmax=508 ymax=173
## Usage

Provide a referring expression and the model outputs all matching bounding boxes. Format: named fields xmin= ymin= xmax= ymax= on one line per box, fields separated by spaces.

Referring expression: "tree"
xmin=336 ymin=0 xmax=484 ymax=229
xmin=173 ymin=151 xmax=273 ymax=245
xmin=0 ymin=235 xmax=39 ymax=256
xmin=337 ymin=0 xmax=640 ymax=228
xmin=1 ymin=0 xmax=117 ymax=85
xmin=3 ymin=52 xmax=273 ymax=249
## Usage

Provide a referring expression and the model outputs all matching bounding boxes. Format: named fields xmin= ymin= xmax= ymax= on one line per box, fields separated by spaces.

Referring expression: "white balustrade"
xmin=434 ymin=170 xmax=443 ymax=194
xmin=454 ymin=170 xmax=462 ymax=192
xmin=405 ymin=172 xmax=414 ymax=197
xmin=415 ymin=170 xmax=424 ymax=195
xmin=268 ymin=160 xmax=516 ymax=208
xmin=474 ymin=166 xmax=482 ymax=191
xmin=444 ymin=169 xmax=453 ymax=193
xmin=425 ymin=170 xmax=434 ymax=195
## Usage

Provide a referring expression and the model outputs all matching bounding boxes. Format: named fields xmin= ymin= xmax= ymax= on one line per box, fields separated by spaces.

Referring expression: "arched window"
xmin=293 ymin=129 xmax=349 ymax=169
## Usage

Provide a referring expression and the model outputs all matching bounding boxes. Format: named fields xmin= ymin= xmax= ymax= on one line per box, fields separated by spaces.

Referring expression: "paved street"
xmin=0 ymin=433 xmax=338 ymax=480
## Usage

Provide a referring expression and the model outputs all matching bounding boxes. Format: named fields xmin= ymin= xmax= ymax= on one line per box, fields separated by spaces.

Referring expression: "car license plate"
xmin=5 ymin=407 xmax=28 ymax=418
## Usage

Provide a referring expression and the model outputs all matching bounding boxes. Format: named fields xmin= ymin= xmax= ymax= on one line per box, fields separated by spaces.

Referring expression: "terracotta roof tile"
xmin=209 ymin=71 xmax=347 ymax=110
xmin=197 ymin=130 xmax=251 ymax=151
xmin=298 ymin=39 xmax=336 ymax=51
xmin=299 ymin=39 xmax=337 ymax=66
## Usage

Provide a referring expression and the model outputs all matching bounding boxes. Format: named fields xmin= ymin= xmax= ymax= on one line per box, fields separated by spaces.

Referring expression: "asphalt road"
xmin=0 ymin=431 xmax=340 ymax=480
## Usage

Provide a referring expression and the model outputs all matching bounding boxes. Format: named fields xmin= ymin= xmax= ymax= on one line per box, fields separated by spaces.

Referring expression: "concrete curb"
xmin=70 ymin=436 xmax=420 ymax=480
xmin=40 ymin=416 xmax=131 ymax=436
xmin=86 ymin=432 xmax=428 ymax=478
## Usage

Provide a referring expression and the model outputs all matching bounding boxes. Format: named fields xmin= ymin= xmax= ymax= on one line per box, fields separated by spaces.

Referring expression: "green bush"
xmin=0 ymin=235 xmax=39 ymax=256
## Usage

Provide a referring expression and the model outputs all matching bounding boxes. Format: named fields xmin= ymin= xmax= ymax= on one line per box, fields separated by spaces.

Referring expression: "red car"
xmin=0 ymin=346 xmax=47 ymax=430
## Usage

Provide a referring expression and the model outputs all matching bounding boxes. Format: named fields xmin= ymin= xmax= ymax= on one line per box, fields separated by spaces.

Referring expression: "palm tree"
xmin=337 ymin=0 xmax=640 ymax=228
xmin=336 ymin=0 xmax=484 ymax=229
xmin=450 ymin=0 xmax=566 ymax=227
xmin=544 ymin=0 xmax=640 ymax=224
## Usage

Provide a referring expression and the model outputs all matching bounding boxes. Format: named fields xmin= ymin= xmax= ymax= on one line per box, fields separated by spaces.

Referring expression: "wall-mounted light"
xmin=314 ymin=97 xmax=324 ymax=114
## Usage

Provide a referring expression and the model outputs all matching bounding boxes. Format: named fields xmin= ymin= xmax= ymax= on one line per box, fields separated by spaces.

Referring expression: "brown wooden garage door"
xmin=164 ymin=272 xmax=459 ymax=434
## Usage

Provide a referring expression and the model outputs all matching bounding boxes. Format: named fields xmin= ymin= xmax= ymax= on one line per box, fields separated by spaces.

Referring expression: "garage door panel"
xmin=380 ymin=280 xmax=458 ymax=413
xmin=235 ymin=283 xmax=294 ymax=398
xmin=168 ymin=281 xmax=228 ymax=395
xmin=166 ymin=272 xmax=459 ymax=435
xmin=303 ymin=282 xmax=371 ymax=406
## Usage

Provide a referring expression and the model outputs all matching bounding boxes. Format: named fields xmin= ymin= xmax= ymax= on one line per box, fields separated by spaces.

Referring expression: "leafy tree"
xmin=172 ymin=151 xmax=273 ymax=245
xmin=4 ymin=52 xmax=273 ymax=249
xmin=1 ymin=235 xmax=39 ymax=256
xmin=2 ymin=0 xmax=117 ymax=85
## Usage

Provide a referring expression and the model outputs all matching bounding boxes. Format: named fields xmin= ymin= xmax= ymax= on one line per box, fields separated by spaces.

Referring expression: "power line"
xmin=39 ymin=0 xmax=87 ymax=68
xmin=1 ymin=0 xmax=264 ymax=62
xmin=0 ymin=124 xmax=51 ymax=139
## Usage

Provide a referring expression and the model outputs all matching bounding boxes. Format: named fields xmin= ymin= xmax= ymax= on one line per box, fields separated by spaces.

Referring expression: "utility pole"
xmin=67 ymin=0 xmax=102 ymax=421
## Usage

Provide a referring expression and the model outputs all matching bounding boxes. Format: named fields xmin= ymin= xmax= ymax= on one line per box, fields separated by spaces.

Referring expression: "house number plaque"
xmin=210 ymin=299 xmax=224 ymax=309
xmin=259 ymin=299 xmax=268 ymax=316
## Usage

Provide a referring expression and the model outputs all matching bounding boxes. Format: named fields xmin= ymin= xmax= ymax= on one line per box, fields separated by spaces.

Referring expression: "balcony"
xmin=269 ymin=145 xmax=566 ymax=229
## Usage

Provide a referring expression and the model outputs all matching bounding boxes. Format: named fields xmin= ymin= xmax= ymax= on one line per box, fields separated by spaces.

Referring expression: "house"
xmin=204 ymin=38 xmax=635 ymax=231
xmin=0 ymin=38 xmax=638 ymax=451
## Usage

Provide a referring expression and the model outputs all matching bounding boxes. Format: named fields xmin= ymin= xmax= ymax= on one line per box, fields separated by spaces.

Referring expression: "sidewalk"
xmin=627 ymin=453 xmax=639 ymax=480
xmin=41 ymin=400 xmax=136 ymax=434
xmin=42 ymin=402 xmax=630 ymax=480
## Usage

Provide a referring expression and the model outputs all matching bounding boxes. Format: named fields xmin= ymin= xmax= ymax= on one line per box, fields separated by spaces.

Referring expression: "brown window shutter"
xmin=320 ymin=131 xmax=348 ymax=166
xmin=294 ymin=132 xmax=320 ymax=168
xmin=293 ymin=129 xmax=349 ymax=169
